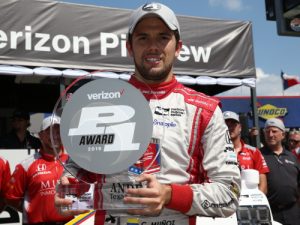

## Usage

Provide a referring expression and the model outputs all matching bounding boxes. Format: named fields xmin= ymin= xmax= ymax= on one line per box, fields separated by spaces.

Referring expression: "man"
xmin=56 ymin=3 xmax=241 ymax=225
xmin=223 ymin=111 xmax=269 ymax=194
xmin=261 ymin=118 xmax=300 ymax=225
xmin=288 ymin=130 xmax=300 ymax=162
xmin=5 ymin=115 xmax=73 ymax=224
xmin=0 ymin=110 xmax=41 ymax=149
xmin=0 ymin=156 xmax=11 ymax=212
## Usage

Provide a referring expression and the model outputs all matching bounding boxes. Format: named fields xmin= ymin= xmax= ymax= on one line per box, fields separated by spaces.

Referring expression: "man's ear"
xmin=126 ymin=41 xmax=133 ymax=57
xmin=175 ymin=40 xmax=183 ymax=57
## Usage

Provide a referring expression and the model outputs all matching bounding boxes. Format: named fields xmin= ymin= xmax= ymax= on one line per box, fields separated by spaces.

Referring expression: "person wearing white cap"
xmin=260 ymin=118 xmax=300 ymax=225
xmin=5 ymin=115 xmax=73 ymax=224
xmin=56 ymin=3 xmax=240 ymax=225
xmin=223 ymin=111 xmax=269 ymax=194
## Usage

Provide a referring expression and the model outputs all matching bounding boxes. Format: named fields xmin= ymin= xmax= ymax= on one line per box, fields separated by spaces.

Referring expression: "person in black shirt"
xmin=0 ymin=110 xmax=41 ymax=149
xmin=260 ymin=118 xmax=300 ymax=225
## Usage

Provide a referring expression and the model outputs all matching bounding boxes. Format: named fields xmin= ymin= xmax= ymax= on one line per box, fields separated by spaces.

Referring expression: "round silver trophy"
xmin=51 ymin=75 xmax=164 ymax=213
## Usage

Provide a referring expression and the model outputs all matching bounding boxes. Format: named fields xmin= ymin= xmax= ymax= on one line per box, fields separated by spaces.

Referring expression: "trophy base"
xmin=57 ymin=181 xmax=146 ymax=211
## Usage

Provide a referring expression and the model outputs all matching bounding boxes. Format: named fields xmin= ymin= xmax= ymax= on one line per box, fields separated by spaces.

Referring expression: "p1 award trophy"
xmin=53 ymin=77 xmax=155 ymax=212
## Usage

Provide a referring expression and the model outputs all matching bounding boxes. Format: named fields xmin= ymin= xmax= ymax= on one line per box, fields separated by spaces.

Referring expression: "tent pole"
xmin=60 ymin=77 xmax=66 ymax=108
xmin=250 ymin=87 xmax=260 ymax=147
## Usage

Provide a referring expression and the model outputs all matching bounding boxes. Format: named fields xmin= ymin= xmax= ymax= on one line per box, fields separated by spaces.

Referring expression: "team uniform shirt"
xmin=6 ymin=151 xmax=73 ymax=224
xmin=237 ymin=140 xmax=269 ymax=174
xmin=260 ymin=146 xmax=300 ymax=207
xmin=0 ymin=156 xmax=11 ymax=200
xmin=64 ymin=76 xmax=241 ymax=225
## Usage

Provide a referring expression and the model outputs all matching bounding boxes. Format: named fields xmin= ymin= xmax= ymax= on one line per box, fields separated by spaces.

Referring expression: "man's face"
xmin=264 ymin=126 xmax=285 ymax=148
xmin=127 ymin=17 xmax=182 ymax=84
xmin=11 ymin=117 xmax=29 ymax=131
xmin=288 ymin=133 xmax=300 ymax=150
xmin=39 ymin=124 xmax=62 ymax=152
xmin=225 ymin=119 xmax=241 ymax=140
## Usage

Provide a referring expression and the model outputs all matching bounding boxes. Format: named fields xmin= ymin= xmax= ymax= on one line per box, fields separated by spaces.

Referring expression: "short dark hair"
xmin=12 ymin=110 xmax=30 ymax=120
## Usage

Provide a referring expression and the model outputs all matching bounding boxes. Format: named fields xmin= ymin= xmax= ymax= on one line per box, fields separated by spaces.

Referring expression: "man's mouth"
xmin=145 ymin=54 xmax=161 ymax=63
xmin=147 ymin=57 xmax=160 ymax=62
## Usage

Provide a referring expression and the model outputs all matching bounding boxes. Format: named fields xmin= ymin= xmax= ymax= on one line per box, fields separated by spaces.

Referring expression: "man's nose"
xmin=147 ymin=38 xmax=160 ymax=49
xmin=265 ymin=131 xmax=273 ymax=137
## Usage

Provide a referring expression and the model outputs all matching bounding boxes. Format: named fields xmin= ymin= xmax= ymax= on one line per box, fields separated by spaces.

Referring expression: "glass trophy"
xmin=51 ymin=75 xmax=163 ymax=213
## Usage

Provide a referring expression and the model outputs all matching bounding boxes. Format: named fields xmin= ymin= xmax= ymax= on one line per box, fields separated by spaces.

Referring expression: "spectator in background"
xmin=0 ymin=110 xmax=41 ymax=149
xmin=261 ymin=118 xmax=300 ymax=225
xmin=249 ymin=127 xmax=266 ymax=147
xmin=223 ymin=111 xmax=269 ymax=194
xmin=288 ymin=130 xmax=300 ymax=162
xmin=0 ymin=156 xmax=11 ymax=212
xmin=5 ymin=115 xmax=73 ymax=224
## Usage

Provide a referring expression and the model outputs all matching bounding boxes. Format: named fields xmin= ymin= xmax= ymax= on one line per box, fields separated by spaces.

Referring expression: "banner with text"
xmin=0 ymin=0 xmax=255 ymax=78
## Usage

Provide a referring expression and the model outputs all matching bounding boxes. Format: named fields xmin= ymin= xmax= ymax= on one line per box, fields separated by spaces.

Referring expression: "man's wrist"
xmin=164 ymin=184 xmax=172 ymax=206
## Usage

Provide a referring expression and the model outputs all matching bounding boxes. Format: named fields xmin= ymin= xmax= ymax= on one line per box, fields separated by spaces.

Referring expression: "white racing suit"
xmin=63 ymin=76 xmax=241 ymax=225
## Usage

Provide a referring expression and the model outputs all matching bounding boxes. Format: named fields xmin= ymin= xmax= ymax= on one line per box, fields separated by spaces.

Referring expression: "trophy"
xmin=51 ymin=75 xmax=161 ymax=213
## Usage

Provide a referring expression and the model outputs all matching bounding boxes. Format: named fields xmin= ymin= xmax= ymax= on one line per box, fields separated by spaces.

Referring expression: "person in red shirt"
xmin=223 ymin=111 xmax=269 ymax=194
xmin=288 ymin=130 xmax=300 ymax=162
xmin=5 ymin=115 xmax=73 ymax=225
xmin=0 ymin=156 xmax=11 ymax=212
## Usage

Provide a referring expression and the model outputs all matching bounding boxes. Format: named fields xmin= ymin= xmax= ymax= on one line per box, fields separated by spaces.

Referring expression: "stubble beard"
xmin=134 ymin=58 xmax=173 ymax=83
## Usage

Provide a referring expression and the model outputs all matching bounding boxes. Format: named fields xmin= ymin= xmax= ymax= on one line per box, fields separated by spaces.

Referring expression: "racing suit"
xmin=6 ymin=151 xmax=73 ymax=224
xmin=64 ymin=76 xmax=241 ymax=225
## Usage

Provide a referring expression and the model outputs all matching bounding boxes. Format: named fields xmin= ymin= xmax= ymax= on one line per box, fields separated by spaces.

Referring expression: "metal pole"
xmin=250 ymin=86 xmax=260 ymax=147
xmin=59 ymin=77 xmax=66 ymax=115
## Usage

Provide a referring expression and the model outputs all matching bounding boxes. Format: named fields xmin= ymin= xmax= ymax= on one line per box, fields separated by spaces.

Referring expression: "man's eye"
xmin=162 ymin=35 xmax=170 ymax=39
xmin=135 ymin=38 xmax=146 ymax=43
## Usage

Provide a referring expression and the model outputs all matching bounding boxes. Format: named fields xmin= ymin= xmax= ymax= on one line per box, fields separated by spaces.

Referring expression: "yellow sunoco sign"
xmin=257 ymin=104 xmax=287 ymax=120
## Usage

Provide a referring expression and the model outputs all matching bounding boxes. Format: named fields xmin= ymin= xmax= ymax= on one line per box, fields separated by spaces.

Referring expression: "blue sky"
xmin=61 ymin=0 xmax=300 ymax=96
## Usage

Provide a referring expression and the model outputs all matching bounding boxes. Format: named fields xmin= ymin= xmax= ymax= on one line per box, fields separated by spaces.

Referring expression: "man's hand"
xmin=54 ymin=176 xmax=90 ymax=217
xmin=124 ymin=174 xmax=172 ymax=216
xmin=250 ymin=127 xmax=259 ymax=137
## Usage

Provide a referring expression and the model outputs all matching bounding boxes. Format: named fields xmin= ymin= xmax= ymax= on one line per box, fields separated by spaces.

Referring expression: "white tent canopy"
xmin=0 ymin=65 xmax=256 ymax=88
